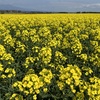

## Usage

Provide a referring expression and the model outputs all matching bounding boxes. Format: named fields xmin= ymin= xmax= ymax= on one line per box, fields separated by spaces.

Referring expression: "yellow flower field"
xmin=0 ymin=14 xmax=100 ymax=100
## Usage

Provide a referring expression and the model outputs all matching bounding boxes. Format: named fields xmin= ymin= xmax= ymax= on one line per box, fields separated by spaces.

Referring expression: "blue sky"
xmin=0 ymin=0 xmax=100 ymax=12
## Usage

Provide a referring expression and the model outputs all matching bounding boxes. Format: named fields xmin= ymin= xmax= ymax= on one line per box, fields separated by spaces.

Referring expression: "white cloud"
xmin=49 ymin=1 xmax=100 ymax=11
xmin=51 ymin=1 xmax=100 ymax=8
xmin=82 ymin=3 xmax=100 ymax=8
xmin=51 ymin=1 xmax=81 ymax=6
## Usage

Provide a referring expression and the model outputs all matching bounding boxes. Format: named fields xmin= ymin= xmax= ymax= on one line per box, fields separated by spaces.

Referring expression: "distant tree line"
xmin=0 ymin=10 xmax=29 ymax=14
xmin=0 ymin=10 xmax=100 ymax=14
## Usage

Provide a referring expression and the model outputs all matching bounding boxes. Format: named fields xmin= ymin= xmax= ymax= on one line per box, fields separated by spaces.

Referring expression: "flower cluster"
xmin=38 ymin=47 xmax=52 ymax=64
xmin=39 ymin=68 xmax=53 ymax=84
xmin=24 ymin=57 xmax=36 ymax=68
xmin=0 ymin=44 xmax=14 ymax=64
xmin=58 ymin=64 xmax=82 ymax=93
xmin=12 ymin=68 xmax=53 ymax=99
xmin=15 ymin=41 xmax=26 ymax=53
xmin=71 ymin=38 xmax=82 ymax=55
xmin=13 ymin=73 xmax=43 ymax=99
xmin=55 ymin=51 xmax=67 ymax=64
xmin=87 ymin=77 xmax=100 ymax=99
xmin=10 ymin=93 xmax=23 ymax=100
xmin=0 ymin=63 xmax=3 ymax=72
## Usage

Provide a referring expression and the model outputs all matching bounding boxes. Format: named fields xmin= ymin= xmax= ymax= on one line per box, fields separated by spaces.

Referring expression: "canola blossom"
xmin=0 ymin=14 xmax=100 ymax=100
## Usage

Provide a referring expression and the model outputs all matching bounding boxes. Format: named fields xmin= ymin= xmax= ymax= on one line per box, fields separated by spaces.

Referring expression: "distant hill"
xmin=0 ymin=4 xmax=30 ymax=11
